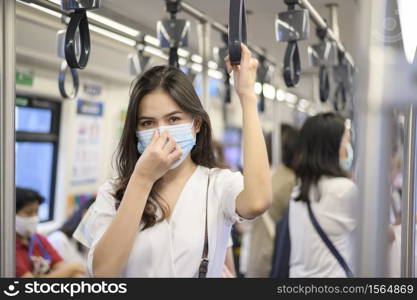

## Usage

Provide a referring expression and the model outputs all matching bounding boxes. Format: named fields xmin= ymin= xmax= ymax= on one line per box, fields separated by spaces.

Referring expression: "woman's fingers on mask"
xmin=167 ymin=144 xmax=182 ymax=163
xmin=162 ymin=136 xmax=176 ymax=154
xmin=154 ymin=130 xmax=169 ymax=149
xmin=148 ymin=129 xmax=159 ymax=145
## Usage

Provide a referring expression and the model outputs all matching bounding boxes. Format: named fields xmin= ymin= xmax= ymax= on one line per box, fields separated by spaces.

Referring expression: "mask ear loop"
xmin=189 ymin=118 xmax=197 ymax=139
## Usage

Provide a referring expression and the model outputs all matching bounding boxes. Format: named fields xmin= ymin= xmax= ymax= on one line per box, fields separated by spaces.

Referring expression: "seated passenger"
xmin=15 ymin=187 xmax=85 ymax=278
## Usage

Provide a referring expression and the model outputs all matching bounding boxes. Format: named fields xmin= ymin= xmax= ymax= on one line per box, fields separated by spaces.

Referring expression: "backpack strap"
xmin=28 ymin=234 xmax=52 ymax=262
xmin=198 ymin=169 xmax=210 ymax=278
xmin=307 ymin=201 xmax=354 ymax=278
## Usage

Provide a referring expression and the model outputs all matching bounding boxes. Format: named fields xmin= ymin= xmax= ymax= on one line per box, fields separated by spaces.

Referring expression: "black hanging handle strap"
xmin=319 ymin=66 xmax=329 ymax=102
xmin=224 ymin=72 xmax=231 ymax=103
xmin=281 ymin=0 xmax=304 ymax=87
xmin=283 ymin=41 xmax=301 ymax=87
xmin=169 ymin=47 xmax=179 ymax=68
xmin=334 ymin=81 xmax=347 ymax=111
xmin=58 ymin=60 xmax=79 ymax=100
xmin=198 ymin=169 xmax=210 ymax=278
xmin=316 ymin=26 xmax=330 ymax=102
xmin=65 ymin=10 xmax=91 ymax=69
xmin=307 ymin=201 xmax=354 ymax=278
xmin=228 ymin=0 xmax=247 ymax=66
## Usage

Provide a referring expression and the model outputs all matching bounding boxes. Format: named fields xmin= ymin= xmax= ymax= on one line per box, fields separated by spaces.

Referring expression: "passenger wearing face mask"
xmin=15 ymin=187 xmax=86 ymax=278
xmin=73 ymin=44 xmax=272 ymax=277
xmin=289 ymin=113 xmax=358 ymax=278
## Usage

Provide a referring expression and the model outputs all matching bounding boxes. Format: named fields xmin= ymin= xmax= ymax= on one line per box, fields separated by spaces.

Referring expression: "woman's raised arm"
xmin=225 ymin=44 xmax=273 ymax=219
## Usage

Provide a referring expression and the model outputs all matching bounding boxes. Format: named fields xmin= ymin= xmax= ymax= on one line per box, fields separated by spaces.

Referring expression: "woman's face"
xmin=339 ymin=128 xmax=351 ymax=161
xmin=136 ymin=90 xmax=199 ymax=134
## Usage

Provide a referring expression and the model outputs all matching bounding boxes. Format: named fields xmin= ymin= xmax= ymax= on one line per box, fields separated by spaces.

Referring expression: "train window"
xmin=15 ymin=106 xmax=52 ymax=133
xmin=15 ymin=96 xmax=61 ymax=222
xmin=15 ymin=142 xmax=54 ymax=221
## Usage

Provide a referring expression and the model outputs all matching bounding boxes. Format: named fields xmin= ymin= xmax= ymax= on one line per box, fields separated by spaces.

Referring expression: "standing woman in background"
xmin=289 ymin=112 xmax=357 ymax=277
xmin=74 ymin=44 xmax=272 ymax=277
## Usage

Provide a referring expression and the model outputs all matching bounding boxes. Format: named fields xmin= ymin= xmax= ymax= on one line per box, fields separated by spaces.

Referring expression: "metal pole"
xmin=19 ymin=0 xmax=151 ymax=47
xmin=299 ymin=0 xmax=354 ymax=67
xmin=197 ymin=21 xmax=211 ymax=113
xmin=271 ymin=101 xmax=281 ymax=168
xmin=355 ymin=0 xmax=391 ymax=276
xmin=21 ymin=0 xmax=277 ymax=66
xmin=326 ymin=3 xmax=340 ymax=41
xmin=0 ymin=0 xmax=16 ymax=277
xmin=401 ymin=106 xmax=417 ymax=277
xmin=181 ymin=1 xmax=276 ymax=65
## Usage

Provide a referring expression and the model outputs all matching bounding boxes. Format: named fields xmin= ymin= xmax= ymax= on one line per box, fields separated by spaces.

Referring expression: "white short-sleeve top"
xmin=289 ymin=177 xmax=358 ymax=278
xmin=73 ymin=166 xmax=245 ymax=277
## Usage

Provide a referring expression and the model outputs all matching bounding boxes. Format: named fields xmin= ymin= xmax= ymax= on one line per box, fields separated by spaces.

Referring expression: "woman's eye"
xmin=141 ymin=120 xmax=153 ymax=127
xmin=169 ymin=116 xmax=180 ymax=123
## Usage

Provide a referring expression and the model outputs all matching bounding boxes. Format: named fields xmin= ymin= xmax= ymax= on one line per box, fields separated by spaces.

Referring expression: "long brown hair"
xmin=113 ymin=65 xmax=223 ymax=230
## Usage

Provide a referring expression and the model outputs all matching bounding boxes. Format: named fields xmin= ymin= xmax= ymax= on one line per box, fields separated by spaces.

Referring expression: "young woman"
xmin=289 ymin=112 xmax=358 ymax=277
xmin=15 ymin=188 xmax=85 ymax=278
xmin=74 ymin=44 xmax=272 ymax=277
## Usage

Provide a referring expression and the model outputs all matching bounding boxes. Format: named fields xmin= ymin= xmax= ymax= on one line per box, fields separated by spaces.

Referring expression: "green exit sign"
xmin=16 ymin=70 xmax=33 ymax=86
xmin=16 ymin=97 xmax=29 ymax=107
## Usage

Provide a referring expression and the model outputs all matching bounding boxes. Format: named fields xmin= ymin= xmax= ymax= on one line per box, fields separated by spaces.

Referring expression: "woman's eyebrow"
xmin=138 ymin=111 xmax=183 ymax=120
xmin=163 ymin=111 xmax=183 ymax=117
xmin=137 ymin=116 xmax=155 ymax=120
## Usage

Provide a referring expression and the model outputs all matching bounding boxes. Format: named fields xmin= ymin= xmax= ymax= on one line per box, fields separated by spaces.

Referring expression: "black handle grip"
xmin=65 ymin=10 xmax=91 ymax=69
xmin=283 ymin=41 xmax=301 ymax=87
xmin=319 ymin=66 xmax=329 ymax=102
xmin=228 ymin=0 xmax=247 ymax=66
xmin=334 ymin=82 xmax=347 ymax=111
xmin=169 ymin=47 xmax=179 ymax=68
xmin=58 ymin=60 xmax=80 ymax=100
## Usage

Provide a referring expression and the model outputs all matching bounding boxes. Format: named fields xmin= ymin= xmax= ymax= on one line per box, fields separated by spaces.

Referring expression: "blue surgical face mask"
xmin=136 ymin=120 xmax=196 ymax=169
xmin=340 ymin=142 xmax=354 ymax=171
